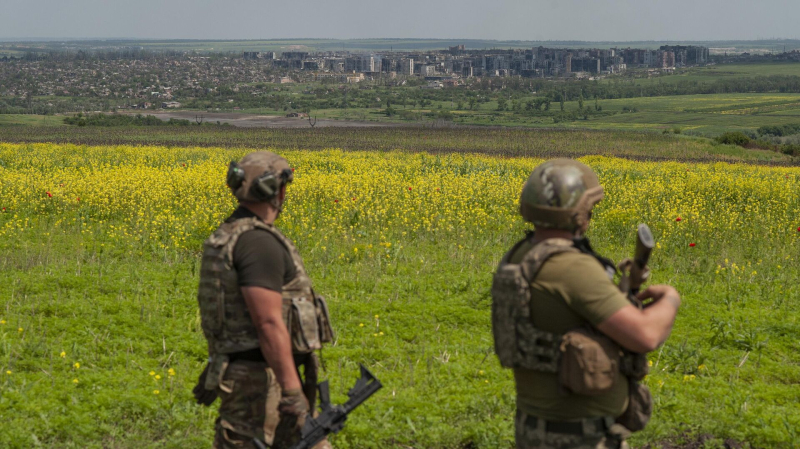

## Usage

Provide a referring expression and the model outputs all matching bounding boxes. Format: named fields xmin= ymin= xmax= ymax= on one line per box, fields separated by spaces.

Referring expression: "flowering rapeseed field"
xmin=0 ymin=143 xmax=798 ymax=447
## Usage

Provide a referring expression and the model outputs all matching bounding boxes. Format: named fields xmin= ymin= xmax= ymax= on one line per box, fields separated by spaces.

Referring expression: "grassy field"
xmin=0 ymin=125 xmax=794 ymax=165
xmin=0 ymin=143 xmax=799 ymax=448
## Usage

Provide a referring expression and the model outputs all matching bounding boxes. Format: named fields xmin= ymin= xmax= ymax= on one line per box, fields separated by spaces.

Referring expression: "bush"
xmin=715 ymin=132 xmax=751 ymax=147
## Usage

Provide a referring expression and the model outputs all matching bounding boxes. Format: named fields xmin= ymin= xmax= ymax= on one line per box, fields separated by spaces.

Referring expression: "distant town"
xmin=243 ymin=45 xmax=711 ymax=81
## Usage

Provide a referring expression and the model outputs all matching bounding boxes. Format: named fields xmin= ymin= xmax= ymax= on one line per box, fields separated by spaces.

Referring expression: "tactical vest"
xmin=198 ymin=217 xmax=334 ymax=357
xmin=491 ymin=236 xmax=646 ymax=380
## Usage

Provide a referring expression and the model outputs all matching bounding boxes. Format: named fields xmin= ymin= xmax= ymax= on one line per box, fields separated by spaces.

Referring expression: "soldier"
xmin=492 ymin=159 xmax=681 ymax=449
xmin=193 ymin=151 xmax=334 ymax=449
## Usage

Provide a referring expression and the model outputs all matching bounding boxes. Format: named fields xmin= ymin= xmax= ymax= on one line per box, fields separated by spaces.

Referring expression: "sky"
xmin=2 ymin=0 xmax=798 ymax=42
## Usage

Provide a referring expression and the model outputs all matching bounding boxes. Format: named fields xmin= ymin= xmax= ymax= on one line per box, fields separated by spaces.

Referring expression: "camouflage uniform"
xmin=493 ymin=160 xmax=642 ymax=449
xmin=197 ymin=152 xmax=334 ymax=449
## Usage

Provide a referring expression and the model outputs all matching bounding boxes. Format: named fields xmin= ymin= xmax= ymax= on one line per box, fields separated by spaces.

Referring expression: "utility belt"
xmin=519 ymin=412 xmax=614 ymax=436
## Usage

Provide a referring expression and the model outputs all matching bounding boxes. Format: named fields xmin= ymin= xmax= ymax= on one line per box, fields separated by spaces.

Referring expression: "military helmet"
xmin=519 ymin=159 xmax=604 ymax=231
xmin=227 ymin=151 xmax=293 ymax=205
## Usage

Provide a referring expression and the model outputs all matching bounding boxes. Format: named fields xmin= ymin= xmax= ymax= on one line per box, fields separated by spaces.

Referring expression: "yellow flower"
xmin=168 ymin=368 xmax=176 ymax=376
xmin=149 ymin=371 xmax=155 ymax=376
xmin=60 ymin=351 xmax=66 ymax=358
xmin=153 ymin=390 xmax=160 ymax=395
xmin=484 ymin=379 xmax=489 ymax=384
xmin=73 ymin=362 xmax=80 ymax=369
xmin=359 ymin=323 xmax=364 ymax=327
xmin=478 ymin=370 xmax=485 ymax=375
xmin=698 ymin=364 xmax=707 ymax=371
xmin=73 ymin=378 xmax=79 ymax=384
xmin=155 ymin=375 xmax=161 ymax=380
xmin=373 ymin=333 xmax=378 ymax=337
xmin=374 ymin=314 xmax=379 ymax=319
xmin=17 ymin=328 xmax=23 ymax=333
xmin=648 ymin=360 xmax=653 ymax=367
xmin=0 ymin=320 xmax=5 ymax=325
xmin=379 ymin=332 xmax=384 ymax=336
xmin=5 ymin=370 xmax=11 ymax=375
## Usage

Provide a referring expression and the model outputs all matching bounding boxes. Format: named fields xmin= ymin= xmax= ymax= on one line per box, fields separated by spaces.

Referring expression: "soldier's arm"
xmin=242 ymin=286 xmax=303 ymax=391
xmin=596 ymin=285 xmax=681 ymax=353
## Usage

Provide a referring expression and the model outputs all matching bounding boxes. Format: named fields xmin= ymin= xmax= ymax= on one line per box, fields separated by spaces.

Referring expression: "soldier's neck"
xmin=240 ymin=202 xmax=279 ymax=225
xmin=532 ymin=228 xmax=579 ymax=244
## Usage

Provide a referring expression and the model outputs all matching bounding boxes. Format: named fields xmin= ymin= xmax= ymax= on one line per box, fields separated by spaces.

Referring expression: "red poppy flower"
xmin=352 ymin=197 xmax=356 ymax=201
xmin=408 ymin=187 xmax=412 ymax=191
xmin=797 ymin=226 xmax=800 ymax=232
xmin=46 ymin=191 xmax=52 ymax=198
xmin=1 ymin=207 xmax=5 ymax=212
xmin=334 ymin=199 xmax=339 ymax=203
xmin=76 ymin=197 xmax=80 ymax=202
xmin=182 ymin=163 xmax=186 ymax=167
xmin=689 ymin=243 xmax=696 ymax=247
xmin=292 ymin=168 xmax=295 ymax=172
xmin=676 ymin=217 xmax=682 ymax=222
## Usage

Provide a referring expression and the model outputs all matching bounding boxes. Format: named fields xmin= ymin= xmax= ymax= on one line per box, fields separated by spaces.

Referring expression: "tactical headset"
xmin=226 ymin=161 xmax=294 ymax=202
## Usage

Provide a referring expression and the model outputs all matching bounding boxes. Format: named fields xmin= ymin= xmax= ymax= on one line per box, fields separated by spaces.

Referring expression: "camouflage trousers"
xmin=212 ymin=359 xmax=332 ymax=449
xmin=514 ymin=410 xmax=630 ymax=449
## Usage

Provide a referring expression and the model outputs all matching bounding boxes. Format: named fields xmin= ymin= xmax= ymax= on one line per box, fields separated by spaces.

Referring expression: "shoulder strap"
xmin=519 ymin=238 xmax=579 ymax=281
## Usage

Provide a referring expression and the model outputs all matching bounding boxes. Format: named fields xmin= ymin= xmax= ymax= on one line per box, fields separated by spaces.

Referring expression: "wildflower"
xmin=648 ymin=360 xmax=653 ymax=367
xmin=73 ymin=362 xmax=80 ymax=369
xmin=153 ymin=390 xmax=160 ymax=395
xmin=359 ymin=323 xmax=364 ymax=327
xmin=155 ymin=375 xmax=162 ymax=380
xmin=168 ymin=368 xmax=176 ymax=376
xmin=407 ymin=187 xmax=412 ymax=191
xmin=379 ymin=331 xmax=384 ymax=336
xmin=0 ymin=320 xmax=5 ymax=325
xmin=675 ymin=217 xmax=682 ymax=222
xmin=1 ymin=207 xmax=5 ymax=212
xmin=60 ymin=351 xmax=66 ymax=358
xmin=334 ymin=199 xmax=338 ymax=203
xmin=484 ymin=379 xmax=489 ymax=384
xmin=352 ymin=197 xmax=356 ymax=201
xmin=373 ymin=333 xmax=378 ymax=337
xmin=478 ymin=370 xmax=485 ymax=375
xmin=698 ymin=364 xmax=707 ymax=371
xmin=18 ymin=327 xmax=23 ymax=333
xmin=76 ymin=197 xmax=80 ymax=202
xmin=149 ymin=371 xmax=155 ymax=376
xmin=5 ymin=370 xmax=10 ymax=375
xmin=73 ymin=378 xmax=79 ymax=384
xmin=689 ymin=243 xmax=696 ymax=247
xmin=46 ymin=191 xmax=52 ymax=198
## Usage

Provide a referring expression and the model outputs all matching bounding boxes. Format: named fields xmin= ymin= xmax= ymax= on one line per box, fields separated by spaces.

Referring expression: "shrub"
xmin=715 ymin=132 xmax=751 ymax=147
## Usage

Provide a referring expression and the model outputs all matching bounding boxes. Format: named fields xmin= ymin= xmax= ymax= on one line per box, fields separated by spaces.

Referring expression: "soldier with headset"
xmin=492 ymin=159 xmax=681 ymax=449
xmin=193 ymin=151 xmax=334 ymax=449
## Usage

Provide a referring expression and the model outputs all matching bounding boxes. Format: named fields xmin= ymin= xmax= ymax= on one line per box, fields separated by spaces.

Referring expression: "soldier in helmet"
xmin=492 ymin=159 xmax=681 ymax=449
xmin=193 ymin=151 xmax=334 ymax=449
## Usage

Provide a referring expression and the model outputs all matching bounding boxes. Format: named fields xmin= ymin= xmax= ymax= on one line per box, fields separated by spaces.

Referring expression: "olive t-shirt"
xmin=509 ymin=239 xmax=631 ymax=420
xmin=225 ymin=207 xmax=296 ymax=293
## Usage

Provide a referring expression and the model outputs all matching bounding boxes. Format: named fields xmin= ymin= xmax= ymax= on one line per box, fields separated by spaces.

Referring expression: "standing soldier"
xmin=193 ymin=151 xmax=334 ymax=449
xmin=492 ymin=159 xmax=680 ymax=449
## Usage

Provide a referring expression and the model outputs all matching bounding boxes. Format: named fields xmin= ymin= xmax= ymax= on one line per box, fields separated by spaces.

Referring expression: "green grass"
xmin=1 ymin=145 xmax=799 ymax=448
xmin=0 ymin=114 xmax=65 ymax=126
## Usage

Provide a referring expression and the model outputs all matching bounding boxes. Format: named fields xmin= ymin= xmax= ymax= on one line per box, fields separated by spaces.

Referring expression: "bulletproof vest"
xmin=491 ymin=237 xmax=580 ymax=372
xmin=198 ymin=217 xmax=334 ymax=356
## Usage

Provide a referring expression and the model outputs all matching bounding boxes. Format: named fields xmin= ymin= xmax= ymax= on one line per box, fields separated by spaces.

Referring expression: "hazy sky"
xmin=2 ymin=0 xmax=798 ymax=41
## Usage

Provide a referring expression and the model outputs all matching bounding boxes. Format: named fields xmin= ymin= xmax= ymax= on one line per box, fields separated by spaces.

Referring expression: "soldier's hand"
xmin=192 ymin=364 xmax=218 ymax=406
xmin=279 ymin=388 xmax=310 ymax=431
xmin=637 ymin=285 xmax=681 ymax=309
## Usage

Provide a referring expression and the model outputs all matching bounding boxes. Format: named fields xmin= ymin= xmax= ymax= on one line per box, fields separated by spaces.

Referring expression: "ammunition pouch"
xmin=559 ymin=327 xmax=621 ymax=395
xmin=615 ymin=381 xmax=653 ymax=432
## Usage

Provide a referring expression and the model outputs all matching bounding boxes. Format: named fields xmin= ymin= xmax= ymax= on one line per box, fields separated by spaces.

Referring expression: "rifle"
xmin=617 ymin=223 xmax=655 ymax=305
xmin=253 ymin=364 xmax=383 ymax=449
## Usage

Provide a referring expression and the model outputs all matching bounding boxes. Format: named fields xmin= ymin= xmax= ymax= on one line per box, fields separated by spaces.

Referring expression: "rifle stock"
xmin=254 ymin=364 xmax=382 ymax=449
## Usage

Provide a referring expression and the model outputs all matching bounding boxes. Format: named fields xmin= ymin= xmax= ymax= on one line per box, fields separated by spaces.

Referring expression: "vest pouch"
xmin=615 ymin=381 xmax=652 ymax=432
xmin=314 ymin=294 xmax=335 ymax=344
xmin=559 ymin=327 xmax=620 ymax=395
xmin=289 ymin=296 xmax=322 ymax=353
